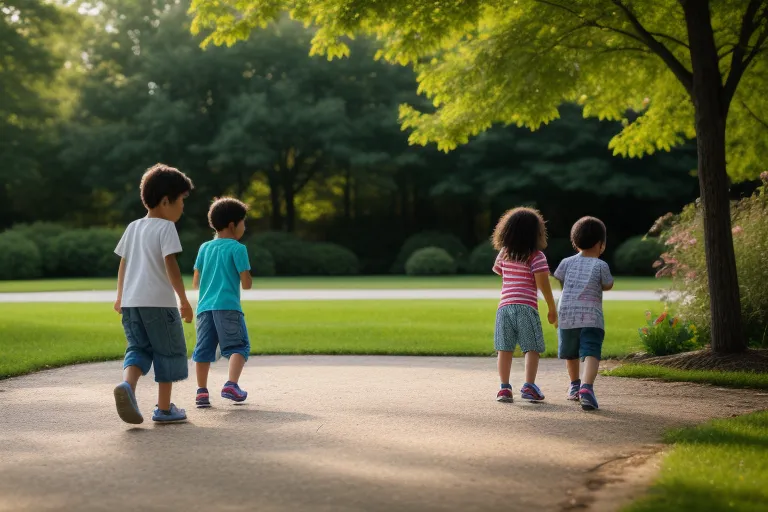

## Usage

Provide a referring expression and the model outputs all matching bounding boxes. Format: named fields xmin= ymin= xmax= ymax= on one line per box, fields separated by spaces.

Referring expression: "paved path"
xmin=0 ymin=357 xmax=764 ymax=512
xmin=0 ymin=289 xmax=663 ymax=303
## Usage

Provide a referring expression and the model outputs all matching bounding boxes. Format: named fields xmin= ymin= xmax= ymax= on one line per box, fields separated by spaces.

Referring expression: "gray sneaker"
xmin=152 ymin=403 xmax=187 ymax=423
xmin=114 ymin=382 xmax=143 ymax=424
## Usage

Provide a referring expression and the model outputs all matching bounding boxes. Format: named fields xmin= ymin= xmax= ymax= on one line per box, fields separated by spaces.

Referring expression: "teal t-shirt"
xmin=194 ymin=238 xmax=251 ymax=313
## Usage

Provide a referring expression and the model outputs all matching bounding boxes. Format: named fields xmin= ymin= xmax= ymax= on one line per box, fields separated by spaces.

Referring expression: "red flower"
xmin=655 ymin=312 xmax=668 ymax=325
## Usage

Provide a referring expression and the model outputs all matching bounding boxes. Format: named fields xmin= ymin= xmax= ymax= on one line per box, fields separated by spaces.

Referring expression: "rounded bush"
xmin=250 ymin=231 xmax=313 ymax=276
xmin=544 ymin=237 xmax=576 ymax=272
xmin=245 ymin=243 xmax=276 ymax=277
xmin=52 ymin=228 xmax=123 ymax=277
xmin=8 ymin=222 xmax=67 ymax=276
xmin=392 ymin=231 xmax=467 ymax=274
xmin=0 ymin=232 xmax=43 ymax=280
xmin=468 ymin=241 xmax=498 ymax=274
xmin=305 ymin=243 xmax=360 ymax=276
xmin=405 ymin=247 xmax=457 ymax=276
xmin=614 ymin=236 xmax=665 ymax=276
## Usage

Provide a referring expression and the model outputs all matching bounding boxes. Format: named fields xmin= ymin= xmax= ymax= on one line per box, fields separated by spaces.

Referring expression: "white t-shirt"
xmin=115 ymin=218 xmax=182 ymax=308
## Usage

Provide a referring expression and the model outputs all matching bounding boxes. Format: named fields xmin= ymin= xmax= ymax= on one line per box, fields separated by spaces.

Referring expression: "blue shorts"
xmin=558 ymin=327 xmax=605 ymax=361
xmin=193 ymin=310 xmax=250 ymax=363
xmin=121 ymin=307 xmax=189 ymax=383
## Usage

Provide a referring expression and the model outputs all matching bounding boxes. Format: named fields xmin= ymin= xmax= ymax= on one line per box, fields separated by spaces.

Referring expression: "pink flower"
xmin=686 ymin=271 xmax=697 ymax=280
xmin=761 ymin=171 xmax=768 ymax=184
xmin=688 ymin=238 xmax=697 ymax=246
xmin=652 ymin=259 xmax=663 ymax=269
xmin=732 ymin=226 xmax=743 ymax=235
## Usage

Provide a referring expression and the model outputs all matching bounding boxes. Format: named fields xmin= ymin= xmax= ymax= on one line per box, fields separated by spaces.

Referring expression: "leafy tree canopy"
xmin=190 ymin=0 xmax=768 ymax=181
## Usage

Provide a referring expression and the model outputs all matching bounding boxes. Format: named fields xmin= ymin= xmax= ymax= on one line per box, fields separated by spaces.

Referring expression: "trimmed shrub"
xmin=52 ymin=228 xmax=123 ymax=277
xmin=405 ymin=247 xmax=457 ymax=276
xmin=468 ymin=241 xmax=498 ymax=274
xmin=392 ymin=231 xmax=467 ymax=274
xmin=250 ymin=231 xmax=314 ymax=276
xmin=614 ymin=236 xmax=665 ymax=276
xmin=638 ymin=310 xmax=701 ymax=356
xmin=544 ymin=237 xmax=576 ymax=272
xmin=305 ymin=243 xmax=360 ymax=276
xmin=246 ymin=244 xmax=277 ymax=277
xmin=0 ymin=232 xmax=42 ymax=280
xmin=7 ymin=222 xmax=67 ymax=275
xmin=178 ymin=230 xmax=212 ymax=275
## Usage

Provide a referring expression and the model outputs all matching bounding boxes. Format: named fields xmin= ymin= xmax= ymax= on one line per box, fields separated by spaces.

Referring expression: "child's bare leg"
xmin=497 ymin=351 xmax=513 ymax=385
xmin=196 ymin=362 xmax=211 ymax=389
xmin=582 ymin=356 xmax=600 ymax=385
xmin=228 ymin=354 xmax=246 ymax=384
xmin=123 ymin=365 xmax=142 ymax=391
xmin=157 ymin=382 xmax=172 ymax=411
xmin=524 ymin=351 xmax=540 ymax=384
xmin=566 ymin=359 xmax=580 ymax=382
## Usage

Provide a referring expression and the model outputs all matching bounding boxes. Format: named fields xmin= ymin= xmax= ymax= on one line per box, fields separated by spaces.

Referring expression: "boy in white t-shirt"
xmin=112 ymin=164 xmax=194 ymax=424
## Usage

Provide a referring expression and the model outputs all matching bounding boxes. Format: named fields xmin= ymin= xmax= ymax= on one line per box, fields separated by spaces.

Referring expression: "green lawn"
xmin=0 ymin=300 xmax=656 ymax=379
xmin=0 ymin=275 xmax=670 ymax=293
xmin=624 ymin=411 xmax=768 ymax=512
xmin=604 ymin=364 xmax=768 ymax=390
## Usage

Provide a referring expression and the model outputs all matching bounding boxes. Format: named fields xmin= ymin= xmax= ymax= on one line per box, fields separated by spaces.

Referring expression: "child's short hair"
xmin=140 ymin=164 xmax=194 ymax=209
xmin=208 ymin=197 xmax=249 ymax=231
xmin=492 ymin=207 xmax=545 ymax=262
xmin=571 ymin=216 xmax=607 ymax=250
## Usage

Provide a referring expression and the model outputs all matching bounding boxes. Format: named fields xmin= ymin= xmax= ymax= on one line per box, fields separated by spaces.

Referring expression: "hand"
xmin=548 ymin=309 xmax=558 ymax=327
xmin=180 ymin=301 xmax=193 ymax=323
xmin=114 ymin=298 xmax=122 ymax=314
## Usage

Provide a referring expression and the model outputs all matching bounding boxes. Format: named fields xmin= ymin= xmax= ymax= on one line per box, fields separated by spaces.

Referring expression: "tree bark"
xmin=284 ymin=184 xmax=296 ymax=233
xmin=683 ymin=1 xmax=746 ymax=353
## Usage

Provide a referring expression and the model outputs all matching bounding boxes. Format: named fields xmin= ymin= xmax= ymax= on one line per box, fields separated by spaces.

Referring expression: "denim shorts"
xmin=558 ymin=327 xmax=605 ymax=361
xmin=494 ymin=304 xmax=546 ymax=354
xmin=121 ymin=307 xmax=189 ymax=383
xmin=193 ymin=310 xmax=251 ymax=363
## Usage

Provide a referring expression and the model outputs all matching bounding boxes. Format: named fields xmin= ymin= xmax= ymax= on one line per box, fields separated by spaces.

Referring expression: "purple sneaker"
xmin=579 ymin=386 xmax=599 ymax=411
xmin=196 ymin=388 xmax=211 ymax=408
xmin=567 ymin=382 xmax=581 ymax=401
xmin=520 ymin=382 xmax=545 ymax=402
xmin=221 ymin=382 xmax=248 ymax=403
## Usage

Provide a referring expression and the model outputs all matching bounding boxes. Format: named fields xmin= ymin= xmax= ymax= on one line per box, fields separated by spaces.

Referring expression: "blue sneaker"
xmin=520 ymin=382 xmax=545 ymax=402
xmin=113 ymin=382 xmax=143 ymax=424
xmin=196 ymin=388 xmax=211 ymax=408
xmin=567 ymin=381 xmax=581 ymax=401
xmin=221 ymin=382 xmax=247 ymax=403
xmin=579 ymin=386 xmax=599 ymax=411
xmin=152 ymin=403 xmax=187 ymax=423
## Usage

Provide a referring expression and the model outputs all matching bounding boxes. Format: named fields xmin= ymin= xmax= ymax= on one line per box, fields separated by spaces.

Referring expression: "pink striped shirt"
xmin=493 ymin=250 xmax=549 ymax=310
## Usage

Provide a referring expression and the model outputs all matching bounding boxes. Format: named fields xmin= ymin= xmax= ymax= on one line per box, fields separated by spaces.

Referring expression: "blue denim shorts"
xmin=121 ymin=307 xmax=189 ymax=383
xmin=193 ymin=310 xmax=250 ymax=363
xmin=558 ymin=327 xmax=605 ymax=361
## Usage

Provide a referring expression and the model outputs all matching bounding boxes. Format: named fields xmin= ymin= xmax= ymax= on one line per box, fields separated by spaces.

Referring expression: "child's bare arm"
xmin=240 ymin=271 xmax=253 ymax=290
xmin=192 ymin=269 xmax=201 ymax=290
xmin=164 ymin=255 xmax=193 ymax=323
xmin=602 ymin=282 xmax=614 ymax=291
xmin=114 ymin=257 xmax=126 ymax=314
xmin=535 ymin=272 xmax=558 ymax=327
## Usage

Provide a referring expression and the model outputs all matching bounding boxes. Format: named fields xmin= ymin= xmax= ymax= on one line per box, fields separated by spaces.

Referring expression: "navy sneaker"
xmin=520 ymin=382 xmax=545 ymax=402
xmin=196 ymin=388 xmax=211 ymax=408
xmin=152 ymin=403 xmax=187 ymax=423
xmin=221 ymin=382 xmax=247 ymax=403
xmin=579 ymin=386 xmax=599 ymax=411
xmin=567 ymin=382 xmax=581 ymax=401
xmin=113 ymin=382 xmax=143 ymax=424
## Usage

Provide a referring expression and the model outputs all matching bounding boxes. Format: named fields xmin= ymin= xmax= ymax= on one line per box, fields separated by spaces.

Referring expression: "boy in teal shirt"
xmin=192 ymin=197 xmax=253 ymax=407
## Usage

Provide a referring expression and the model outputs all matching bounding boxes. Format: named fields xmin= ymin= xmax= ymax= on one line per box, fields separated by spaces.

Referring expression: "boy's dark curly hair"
xmin=492 ymin=207 xmax=545 ymax=262
xmin=208 ymin=197 xmax=249 ymax=232
xmin=571 ymin=216 xmax=607 ymax=250
xmin=140 ymin=163 xmax=194 ymax=209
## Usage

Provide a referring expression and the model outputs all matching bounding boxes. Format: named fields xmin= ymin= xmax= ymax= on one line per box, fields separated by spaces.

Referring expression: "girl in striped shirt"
xmin=492 ymin=208 xmax=557 ymax=403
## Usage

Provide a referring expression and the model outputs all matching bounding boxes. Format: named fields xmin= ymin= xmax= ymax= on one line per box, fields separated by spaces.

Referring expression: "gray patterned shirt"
xmin=554 ymin=254 xmax=614 ymax=330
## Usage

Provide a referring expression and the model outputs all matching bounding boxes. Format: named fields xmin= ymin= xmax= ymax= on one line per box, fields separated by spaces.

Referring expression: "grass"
xmin=604 ymin=364 xmax=768 ymax=390
xmin=0 ymin=300 xmax=656 ymax=379
xmin=0 ymin=275 xmax=670 ymax=293
xmin=624 ymin=411 xmax=768 ymax=512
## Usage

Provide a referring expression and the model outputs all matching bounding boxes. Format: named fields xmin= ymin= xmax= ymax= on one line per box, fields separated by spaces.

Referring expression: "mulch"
xmin=628 ymin=348 xmax=768 ymax=373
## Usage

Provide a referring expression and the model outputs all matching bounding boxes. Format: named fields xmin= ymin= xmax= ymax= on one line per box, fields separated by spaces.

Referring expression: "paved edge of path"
xmin=0 ymin=288 xmax=666 ymax=303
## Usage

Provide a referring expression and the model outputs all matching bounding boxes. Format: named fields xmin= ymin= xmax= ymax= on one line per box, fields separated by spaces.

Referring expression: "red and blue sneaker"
xmin=567 ymin=381 xmax=581 ymax=401
xmin=496 ymin=388 xmax=514 ymax=403
xmin=520 ymin=382 xmax=545 ymax=402
xmin=221 ymin=381 xmax=248 ymax=403
xmin=579 ymin=386 xmax=599 ymax=411
xmin=195 ymin=388 xmax=211 ymax=408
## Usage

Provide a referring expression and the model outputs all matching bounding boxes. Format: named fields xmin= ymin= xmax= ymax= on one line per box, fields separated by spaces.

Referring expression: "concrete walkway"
xmin=0 ymin=356 xmax=764 ymax=512
xmin=0 ymin=289 xmax=663 ymax=303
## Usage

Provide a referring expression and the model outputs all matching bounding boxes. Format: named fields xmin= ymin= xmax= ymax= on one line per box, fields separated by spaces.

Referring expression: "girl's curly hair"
xmin=492 ymin=207 xmax=545 ymax=262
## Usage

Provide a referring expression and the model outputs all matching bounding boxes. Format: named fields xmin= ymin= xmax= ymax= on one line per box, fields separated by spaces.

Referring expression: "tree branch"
xmin=612 ymin=0 xmax=693 ymax=94
xmin=724 ymin=1 xmax=768 ymax=106
xmin=741 ymin=99 xmax=768 ymax=130
xmin=648 ymin=32 xmax=690 ymax=48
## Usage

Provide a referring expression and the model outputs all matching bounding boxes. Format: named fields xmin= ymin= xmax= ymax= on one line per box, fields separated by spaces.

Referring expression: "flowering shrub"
xmin=638 ymin=310 xmax=700 ymax=356
xmin=652 ymin=172 xmax=768 ymax=347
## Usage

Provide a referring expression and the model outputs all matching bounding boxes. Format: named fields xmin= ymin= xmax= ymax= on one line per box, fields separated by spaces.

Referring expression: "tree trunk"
xmin=266 ymin=171 xmax=283 ymax=231
xmin=343 ymin=167 xmax=352 ymax=221
xmin=683 ymin=1 xmax=746 ymax=353
xmin=284 ymin=177 xmax=296 ymax=233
